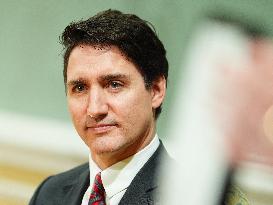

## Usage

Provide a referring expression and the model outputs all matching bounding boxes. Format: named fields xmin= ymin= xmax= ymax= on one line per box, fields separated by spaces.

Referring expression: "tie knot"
xmin=94 ymin=172 xmax=104 ymax=194
xmin=89 ymin=172 xmax=106 ymax=205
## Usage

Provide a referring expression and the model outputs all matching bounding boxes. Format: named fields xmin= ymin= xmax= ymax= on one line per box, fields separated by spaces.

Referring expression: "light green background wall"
xmin=1 ymin=0 xmax=273 ymax=136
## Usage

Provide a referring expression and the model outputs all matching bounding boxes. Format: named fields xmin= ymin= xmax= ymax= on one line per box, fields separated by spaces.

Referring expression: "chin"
xmin=89 ymin=136 xmax=128 ymax=155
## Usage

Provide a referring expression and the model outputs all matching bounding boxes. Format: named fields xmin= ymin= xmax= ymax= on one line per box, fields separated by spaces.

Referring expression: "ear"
xmin=250 ymin=38 xmax=273 ymax=68
xmin=151 ymin=76 xmax=166 ymax=109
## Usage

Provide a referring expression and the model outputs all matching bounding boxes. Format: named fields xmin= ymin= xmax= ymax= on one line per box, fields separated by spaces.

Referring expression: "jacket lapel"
xmin=62 ymin=165 xmax=90 ymax=205
xmin=58 ymin=143 xmax=170 ymax=205
xmin=119 ymin=143 xmax=170 ymax=205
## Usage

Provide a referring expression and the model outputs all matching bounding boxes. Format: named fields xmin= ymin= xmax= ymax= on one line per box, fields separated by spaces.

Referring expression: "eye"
xmin=109 ymin=81 xmax=123 ymax=89
xmin=72 ymin=83 xmax=86 ymax=93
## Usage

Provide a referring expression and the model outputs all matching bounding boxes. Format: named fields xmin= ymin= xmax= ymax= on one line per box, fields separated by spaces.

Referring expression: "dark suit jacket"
xmin=29 ymin=143 xmax=171 ymax=205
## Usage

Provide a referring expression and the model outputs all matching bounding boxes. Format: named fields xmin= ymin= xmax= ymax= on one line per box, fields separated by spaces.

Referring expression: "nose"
xmin=87 ymin=86 xmax=108 ymax=120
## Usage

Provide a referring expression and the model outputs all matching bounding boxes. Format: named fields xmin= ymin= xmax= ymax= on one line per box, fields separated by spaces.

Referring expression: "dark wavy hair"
xmin=60 ymin=9 xmax=168 ymax=118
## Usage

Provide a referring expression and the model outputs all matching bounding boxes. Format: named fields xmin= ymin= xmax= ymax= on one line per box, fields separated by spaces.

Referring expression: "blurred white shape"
xmin=0 ymin=110 xmax=88 ymax=157
xmin=162 ymin=20 xmax=250 ymax=205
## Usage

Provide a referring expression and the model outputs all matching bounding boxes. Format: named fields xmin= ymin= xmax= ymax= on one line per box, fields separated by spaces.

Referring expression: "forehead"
xmin=67 ymin=45 xmax=140 ymax=80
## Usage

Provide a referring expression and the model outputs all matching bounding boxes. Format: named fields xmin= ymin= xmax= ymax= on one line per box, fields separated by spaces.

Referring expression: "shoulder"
xmin=47 ymin=163 xmax=89 ymax=183
xmin=29 ymin=163 xmax=89 ymax=205
xmin=40 ymin=163 xmax=89 ymax=188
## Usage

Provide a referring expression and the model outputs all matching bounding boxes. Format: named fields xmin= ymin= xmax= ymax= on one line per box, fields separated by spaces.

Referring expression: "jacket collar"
xmin=118 ymin=142 xmax=171 ymax=205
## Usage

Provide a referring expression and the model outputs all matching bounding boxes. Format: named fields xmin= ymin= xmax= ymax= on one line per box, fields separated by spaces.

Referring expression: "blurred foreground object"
xmin=212 ymin=31 xmax=273 ymax=167
xmin=163 ymin=15 xmax=273 ymax=205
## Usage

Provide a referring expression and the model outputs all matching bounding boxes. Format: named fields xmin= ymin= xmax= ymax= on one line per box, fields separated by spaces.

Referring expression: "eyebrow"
xmin=66 ymin=73 xmax=130 ymax=87
xmin=66 ymin=78 xmax=88 ymax=87
xmin=99 ymin=73 xmax=130 ymax=82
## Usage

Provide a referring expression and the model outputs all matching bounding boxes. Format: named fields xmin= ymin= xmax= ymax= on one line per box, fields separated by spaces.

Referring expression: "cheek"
xmin=68 ymin=99 xmax=86 ymax=125
xmin=112 ymin=91 xmax=152 ymax=122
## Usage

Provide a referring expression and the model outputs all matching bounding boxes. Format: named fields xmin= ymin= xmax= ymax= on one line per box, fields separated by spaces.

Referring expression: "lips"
xmin=87 ymin=124 xmax=117 ymax=134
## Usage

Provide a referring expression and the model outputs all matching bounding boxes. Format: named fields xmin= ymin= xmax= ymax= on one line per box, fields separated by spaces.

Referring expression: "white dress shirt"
xmin=81 ymin=134 xmax=160 ymax=205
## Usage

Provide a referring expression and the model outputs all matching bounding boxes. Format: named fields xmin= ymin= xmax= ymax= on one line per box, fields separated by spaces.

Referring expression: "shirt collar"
xmin=88 ymin=134 xmax=160 ymax=199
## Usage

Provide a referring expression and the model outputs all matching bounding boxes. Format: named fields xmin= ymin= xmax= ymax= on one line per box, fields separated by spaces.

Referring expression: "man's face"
xmin=66 ymin=45 xmax=165 ymax=165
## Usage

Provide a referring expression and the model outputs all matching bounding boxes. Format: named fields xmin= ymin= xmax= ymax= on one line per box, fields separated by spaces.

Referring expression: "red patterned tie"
xmin=88 ymin=172 xmax=106 ymax=205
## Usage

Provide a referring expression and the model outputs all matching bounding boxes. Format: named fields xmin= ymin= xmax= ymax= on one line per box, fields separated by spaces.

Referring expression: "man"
xmin=29 ymin=9 xmax=170 ymax=205
xmin=29 ymin=9 xmax=253 ymax=205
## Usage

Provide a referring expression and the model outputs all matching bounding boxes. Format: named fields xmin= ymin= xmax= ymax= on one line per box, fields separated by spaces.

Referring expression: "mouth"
xmin=87 ymin=124 xmax=117 ymax=134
